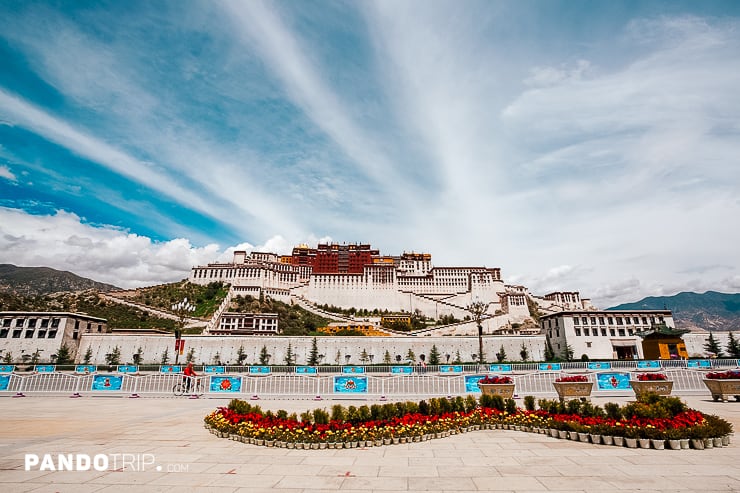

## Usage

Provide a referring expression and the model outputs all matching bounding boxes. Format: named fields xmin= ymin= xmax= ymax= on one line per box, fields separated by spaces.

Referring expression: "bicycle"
xmin=173 ymin=376 xmax=204 ymax=397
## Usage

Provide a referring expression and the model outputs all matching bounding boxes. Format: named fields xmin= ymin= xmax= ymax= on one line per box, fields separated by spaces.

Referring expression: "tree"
xmin=308 ymin=338 xmax=320 ymax=366
xmin=161 ymin=348 xmax=170 ymax=364
xmin=186 ymin=347 xmax=196 ymax=364
xmin=237 ymin=345 xmax=247 ymax=365
xmin=213 ymin=351 xmax=221 ymax=365
xmin=259 ymin=345 xmax=271 ymax=365
xmin=335 ymin=349 xmax=342 ymax=365
xmin=56 ymin=344 xmax=72 ymax=365
xmin=543 ymin=338 xmax=555 ymax=361
xmin=132 ymin=347 xmax=143 ymax=365
xmin=2 ymin=351 xmax=12 ymax=364
xmin=453 ymin=350 xmax=462 ymax=364
xmin=727 ymin=332 xmax=740 ymax=358
xmin=83 ymin=347 xmax=93 ymax=365
xmin=429 ymin=344 xmax=440 ymax=365
xmin=105 ymin=346 xmax=121 ymax=366
xmin=519 ymin=343 xmax=529 ymax=362
xmin=359 ymin=349 xmax=370 ymax=364
xmin=704 ymin=332 xmax=723 ymax=357
xmin=563 ymin=344 xmax=575 ymax=362
xmin=383 ymin=350 xmax=392 ymax=364
xmin=30 ymin=349 xmax=41 ymax=365
xmin=406 ymin=348 xmax=416 ymax=363
xmin=284 ymin=343 xmax=295 ymax=365
xmin=495 ymin=345 xmax=507 ymax=363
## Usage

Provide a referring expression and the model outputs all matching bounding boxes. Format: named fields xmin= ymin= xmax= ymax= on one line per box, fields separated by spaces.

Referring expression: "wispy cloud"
xmin=0 ymin=164 xmax=17 ymax=182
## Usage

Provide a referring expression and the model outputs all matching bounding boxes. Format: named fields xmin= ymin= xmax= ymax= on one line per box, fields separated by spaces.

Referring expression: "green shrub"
xmin=604 ymin=402 xmax=622 ymax=420
xmin=523 ymin=395 xmax=536 ymax=411
xmin=331 ymin=404 xmax=346 ymax=422
xmin=504 ymin=398 xmax=517 ymax=415
xmin=227 ymin=398 xmax=252 ymax=415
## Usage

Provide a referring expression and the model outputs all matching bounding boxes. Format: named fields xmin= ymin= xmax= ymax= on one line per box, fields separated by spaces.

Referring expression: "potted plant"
xmin=552 ymin=375 xmax=593 ymax=402
xmin=630 ymin=372 xmax=673 ymax=397
xmin=702 ymin=370 xmax=740 ymax=402
xmin=477 ymin=375 xmax=515 ymax=398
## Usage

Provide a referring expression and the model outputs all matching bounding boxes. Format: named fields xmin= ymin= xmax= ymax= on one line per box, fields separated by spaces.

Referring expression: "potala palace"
xmin=190 ymin=242 xmax=588 ymax=334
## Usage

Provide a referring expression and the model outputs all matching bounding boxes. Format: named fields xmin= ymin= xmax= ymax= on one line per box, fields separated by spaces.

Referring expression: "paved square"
xmin=0 ymin=395 xmax=738 ymax=492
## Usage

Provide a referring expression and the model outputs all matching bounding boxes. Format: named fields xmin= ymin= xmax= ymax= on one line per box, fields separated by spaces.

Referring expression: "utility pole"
xmin=172 ymin=297 xmax=195 ymax=365
xmin=467 ymin=300 xmax=490 ymax=366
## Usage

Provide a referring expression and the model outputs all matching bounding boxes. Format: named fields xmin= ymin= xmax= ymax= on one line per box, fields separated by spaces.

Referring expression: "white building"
xmin=0 ymin=312 xmax=108 ymax=363
xmin=540 ymin=310 xmax=675 ymax=360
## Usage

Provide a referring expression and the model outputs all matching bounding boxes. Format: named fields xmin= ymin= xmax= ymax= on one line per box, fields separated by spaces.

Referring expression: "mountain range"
xmin=0 ymin=264 xmax=118 ymax=297
xmin=609 ymin=291 xmax=740 ymax=332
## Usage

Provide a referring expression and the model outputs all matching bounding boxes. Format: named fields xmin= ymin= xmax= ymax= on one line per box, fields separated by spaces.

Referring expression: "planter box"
xmin=552 ymin=381 xmax=593 ymax=401
xmin=478 ymin=383 xmax=515 ymax=399
xmin=630 ymin=380 xmax=673 ymax=398
xmin=702 ymin=379 xmax=740 ymax=402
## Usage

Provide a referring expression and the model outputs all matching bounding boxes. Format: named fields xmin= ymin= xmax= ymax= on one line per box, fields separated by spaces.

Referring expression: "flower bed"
xmin=636 ymin=373 xmax=667 ymax=381
xmin=555 ymin=375 xmax=589 ymax=383
xmin=204 ymin=394 xmax=732 ymax=450
xmin=479 ymin=375 xmax=513 ymax=384
xmin=703 ymin=370 xmax=740 ymax=402
xmin=631 ymin=373 xmax=673 ymax=397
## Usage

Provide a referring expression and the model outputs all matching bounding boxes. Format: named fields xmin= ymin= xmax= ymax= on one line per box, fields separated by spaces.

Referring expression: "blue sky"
xmin=1 ymin=1 xmax=739 ymax=305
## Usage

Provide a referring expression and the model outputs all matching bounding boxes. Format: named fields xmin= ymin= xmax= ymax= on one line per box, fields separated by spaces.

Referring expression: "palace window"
xmin=0 ymin=329 xmax=8 ymax=338
xmin=12 ymin=329 xmax=22 ymax=338
xmin=25 ymin=330 xmax=34 ymax=338
xmin=575 ymin=328 xmax=581 ymax=336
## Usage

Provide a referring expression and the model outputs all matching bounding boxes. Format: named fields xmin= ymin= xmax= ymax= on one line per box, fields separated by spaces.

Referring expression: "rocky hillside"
xmin=609 ymin=291 xmax=740 ymax=332
xmin=0 ymin=264 xmax=118 ymax=296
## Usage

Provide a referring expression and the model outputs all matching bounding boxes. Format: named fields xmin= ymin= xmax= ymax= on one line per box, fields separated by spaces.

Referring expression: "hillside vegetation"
xmin=0 ymin=264 xmax=118 ymax=296
xmin=232 ymin=294 xmax=330 ymax=336
xmin=121 ymin=281 xmax=229 ymax=318
xmin=0 ymin=290 xmax=178 ymax=331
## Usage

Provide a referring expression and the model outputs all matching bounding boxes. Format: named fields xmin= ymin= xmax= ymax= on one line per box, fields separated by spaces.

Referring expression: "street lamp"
xmin=172 ymin=297 xmax=196 ymax=364
xmin=467 ymin=300 xmax=490 ymax=366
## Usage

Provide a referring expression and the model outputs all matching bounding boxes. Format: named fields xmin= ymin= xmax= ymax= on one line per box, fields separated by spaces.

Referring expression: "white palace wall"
xmin=76 ymin=335 xmax=547 ymax=366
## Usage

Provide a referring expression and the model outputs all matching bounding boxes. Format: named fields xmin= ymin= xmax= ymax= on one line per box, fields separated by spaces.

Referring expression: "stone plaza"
xmin=0 ymin=394 xmax=739 ymax=493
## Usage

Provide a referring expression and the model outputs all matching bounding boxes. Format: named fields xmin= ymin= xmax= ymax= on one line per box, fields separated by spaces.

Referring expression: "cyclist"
xmin=183 ymin=362 xmax=197 ymax=393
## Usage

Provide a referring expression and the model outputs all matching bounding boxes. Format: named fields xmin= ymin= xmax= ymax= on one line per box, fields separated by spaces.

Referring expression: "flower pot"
xmin=630 ymin=380 xmax=673 ymax=398
xmin=680 ymin=439 xmax=690 ymax=449
xmin=589 ymin=434 xmax=602 ymax=445
xmin=690 ymin=439 xmax=704 ymax=450
xmin=384 ymin=438 xmax=392 ymax=445
xmin=625 ymin=438 xmax=638 ymax=448
xmin=478 ymin=383 xmax=515 ymax=399
xmin=400 ymin=437 xmax=407 ymax=444
xmin=613 ymin=436 xmax=625 ymax=447
xmin=713 ymin=437 xmax=723 ymax=448
xmin=578 ymin=432 xmax=590 ymax=442
xmin=668 ymin=440 xmax=681 ymax=450
xmin=638 ymin=438 xmax=651 ymax=449
xmin=319 ymin=443 xmax=327 ymax=449
xmin=265 ymin=440 xmax=274 ymax=447
xmin=552 ymin=381 xmax=593 ymax=402
xmin=287 ymin=442 xmax=295 ymax=449
xmin=703 ymin=438 xmax=713 ymax=449
xmin=651 ymin=439 xmax=665 ymax=450
xmin=375 ymin=440 xmax=383 ymax=447
xmin=722 ymin=435 xmax=731 ymax=446
xmin=311 ymin=443 xmax=319 ymax=449
xmin=392 ymin=438 xmax=400 ymax=444
xmin=558 ymin=430 xmax=568 ymax=439
xmin=601 ymin=435 xmax=613 ymax=446
xmin=550 ymin=429 xmax=559 ymax=438
xmin=702 ymin=378 xmax=740 ymax=402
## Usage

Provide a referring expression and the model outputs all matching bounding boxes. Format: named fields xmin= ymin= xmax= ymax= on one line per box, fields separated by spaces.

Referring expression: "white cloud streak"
xmin=0 ymin=164 xmax=17 ymax=182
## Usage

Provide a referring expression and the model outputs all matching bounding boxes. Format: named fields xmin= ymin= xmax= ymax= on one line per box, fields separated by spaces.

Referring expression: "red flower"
xmin=555 ymin=375 xmax=588 ymax=383
xmin=479 ymin=375 xmax=513 ymax=384
xmin=636 ymin=373 xmax=667 ymax=381
xmin=706 ymin=370 xmax=740 ymax=380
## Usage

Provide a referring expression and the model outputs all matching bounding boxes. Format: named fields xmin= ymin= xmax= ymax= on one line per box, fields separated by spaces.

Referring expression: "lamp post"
xmin=172 ymin=297 xmax=195 ymax=364
xmin=467 ymin=300 xmax=490 ymax=366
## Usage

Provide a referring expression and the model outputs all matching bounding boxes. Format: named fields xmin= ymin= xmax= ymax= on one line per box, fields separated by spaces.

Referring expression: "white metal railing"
xmin=1 ymin=363 xmax=737 ymax=399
